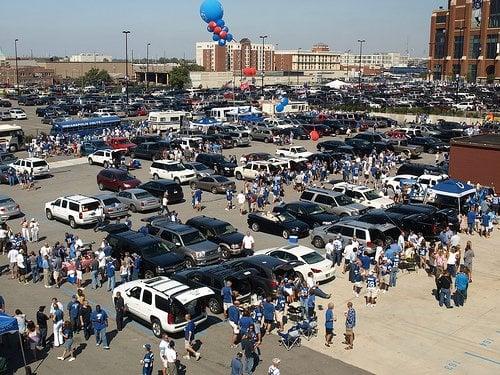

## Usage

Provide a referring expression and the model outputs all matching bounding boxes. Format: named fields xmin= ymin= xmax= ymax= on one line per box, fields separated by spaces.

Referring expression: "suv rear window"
xmin=300 ymin=191 xmax=314 ymax=201
xmin=82 ymin=202 xmax=100 ymax=211
xmin=32 ymin=161 xmax=48 ymax=167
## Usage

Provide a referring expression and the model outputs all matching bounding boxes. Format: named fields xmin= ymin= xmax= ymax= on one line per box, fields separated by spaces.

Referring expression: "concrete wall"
xmin=370 ymin=112 xmax=483 ymax=125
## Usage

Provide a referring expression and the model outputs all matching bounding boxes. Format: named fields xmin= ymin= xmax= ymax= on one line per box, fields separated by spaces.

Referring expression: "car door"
xmin=50 ymin=198 xmax=62 ymax=218
xmin=125 ymin=286 xmax=143 ymax=317
xmin=326 ymin=224 xmax=343 ymax=242
xmin=59 ymin=199 xmax=69 ymax=221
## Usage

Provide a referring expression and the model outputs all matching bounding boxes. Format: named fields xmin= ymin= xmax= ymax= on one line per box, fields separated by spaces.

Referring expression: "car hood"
xmin=282 ymin=219 xmax=309 ymax=231
xmin=146 ymin=252 xmax=184 ymax=267
xmin=187 ymin=240 xmax=219 ymax=252
xmin=216 ymin=231 xmax=244 ymax=244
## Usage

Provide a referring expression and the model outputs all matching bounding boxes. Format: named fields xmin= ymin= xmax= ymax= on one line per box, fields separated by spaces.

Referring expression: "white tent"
xmin=324 ymin=80 xmax=352 ymax=89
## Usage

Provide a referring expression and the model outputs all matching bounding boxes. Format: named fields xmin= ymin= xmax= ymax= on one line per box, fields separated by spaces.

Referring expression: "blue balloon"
xmin=216 ymin=19 xmax=225 ymax=27
xmin=200 ymin=0 xmax=224 ymax=23
xmin=218 ymin=38 xmax=227 ymax=47
xmin=212 ymin=33 xmax=221 ymax=41
xmin=281 ymin=97 xmax=289 ymax=106
xmin=222 ymin=26 xmax=229 ymax=32
xmin=276 ymin=104 xmax=285 ymax=112
xmin=226 ymin=33 xmax=233 ymax=42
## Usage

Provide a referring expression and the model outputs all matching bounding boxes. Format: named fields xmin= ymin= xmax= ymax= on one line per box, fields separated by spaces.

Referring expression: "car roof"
xmin=268 ymin=244 xmax=318 ymax=256
xmin=338 ymin=220 xmax=396 ymax=230
xmin=153 ymin=160 xmax=181 ymax=165
xmin=135 ymin=277 xmax=192 ymax=297
xmin=148 ymin=179 xmax=177 ymax=186
xmin=305 ymin=187 xmax=342 ymax=197
xmin=109 ymin=230 xmax=159 ymax=244
xmin=20 ymin=157 xmax=46 ymax=162
xmin=238 ymin=255 xmax=286 ymax=268
xmin=60 ymin=195 xmax=98 ymax=203
xmin=187 ymin=215 xmax=228 ymax=227
xmin=124 ymin=188 xmax=148 ymax=194
xmin=92 ymin=193 xmax=118 ymax=200
xmin=151 ymin=220 xmax=197 ymax=234
xmin=102 ymin=168 xmax=129 ymax=175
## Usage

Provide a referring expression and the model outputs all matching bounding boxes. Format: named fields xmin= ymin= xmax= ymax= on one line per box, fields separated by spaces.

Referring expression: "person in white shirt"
xmin=268 ymin=358 xmax=281 ymax=375
xmin=237 ymin=191 xmax=246 ymax=215
xmin=351 ymin=236 xmax=360 ymax=251
xmin=397 ymin=231 xmax=406 ymax=253
xmin=29 ymin=219 xmax=40 ymax=242
xmin=241 ymin=232 xmax=255 ymax=256
xmin=0 ymin=226 xmax=8 ymax=255
xmin=343 ymin=242 xmax=355 ymax=274
xmin=374 ymin=242 xmax=384 ymax=264
xmin=17 ymin=250 xmax=27 ymax=283
xmin=324 ymin=239 xmax=334 ymax=261
xmin=74 ymin=236 xmax=84 ymax=250
xmin=450 ymin=231 xmax=460 ymax=248
xmin=7 ymin=247 xmax=19 ymax=279
xmin=40 ymin=243 xmax=51 ymax=258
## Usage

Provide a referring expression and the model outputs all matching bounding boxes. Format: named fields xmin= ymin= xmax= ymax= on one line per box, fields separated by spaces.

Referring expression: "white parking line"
xmin=49 ymin=158 xmax=88 ymax=169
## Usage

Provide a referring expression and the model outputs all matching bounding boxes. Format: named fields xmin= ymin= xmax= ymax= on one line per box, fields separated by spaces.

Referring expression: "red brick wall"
xmin=449 ymin=145 xmax=500 ymax=190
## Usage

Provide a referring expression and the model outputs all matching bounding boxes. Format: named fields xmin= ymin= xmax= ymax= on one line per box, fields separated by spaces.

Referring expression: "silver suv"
xmin=300 ymin=187 xmax=369 ymax=217
xmin=311 ymin=220 xmax=400 ymax=254
xmin=147 ymin=219 xmax=222 ymax=268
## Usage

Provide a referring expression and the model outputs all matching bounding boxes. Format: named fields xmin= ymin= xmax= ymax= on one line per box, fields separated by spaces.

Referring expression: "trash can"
xmin=288 ymin=235 xmax=298 ymax=245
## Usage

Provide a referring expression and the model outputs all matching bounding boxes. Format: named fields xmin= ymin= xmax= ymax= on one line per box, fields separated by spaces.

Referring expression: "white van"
xmin=112 ymin=277 xmax=214 ymax=337
xmin=148 ymin=111 xmax=190 ymax=132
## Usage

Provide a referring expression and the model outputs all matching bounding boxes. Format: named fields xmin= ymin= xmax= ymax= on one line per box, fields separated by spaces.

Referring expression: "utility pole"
xmin=14 ymin=39 xmax=20 ymax=96
xmin=259 ymin=35 xmax=268 ymax=97
xmin=122 ymin=30 xmax=131 ymax=105
xmin=146 ymin=42 xmax=150 ymax=91
xmin=357 ymin=39 xmax=365 ymax=102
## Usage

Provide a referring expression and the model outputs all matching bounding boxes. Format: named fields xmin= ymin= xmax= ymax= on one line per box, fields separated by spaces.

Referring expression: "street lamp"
xmin=146 ymin=42 xmax=150 ymax=91
xmin=14 ymin=39 xmax=20 ymax=97
xmin=297 ymin=47 xmax=302 ymax=85
xmin=357 ymin=39 xmax=365 ymax=94
xmin=122 ymin=30 xmax=131 ymax=105
xmin=259 ymin=35 xmax=268 ymax=97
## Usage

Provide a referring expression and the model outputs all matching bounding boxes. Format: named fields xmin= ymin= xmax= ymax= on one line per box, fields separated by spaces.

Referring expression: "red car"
xmin=96 ymin=168 xmax=141 ymax=192
xmin=136 ymin=107 xmax=148 ymax=116
xmin=107 ymin=137 xmax=136 ymax=154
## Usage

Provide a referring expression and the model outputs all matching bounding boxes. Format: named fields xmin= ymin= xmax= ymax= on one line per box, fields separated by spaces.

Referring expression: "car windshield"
xmin=294 ymin=147 xmax=307 ymax=153
xmin=102 ymin=197 xmax=121 ymax=205
xmin=277 ymin=212 xmax=295 ymax=222
xmin=0 ymin=198 xmax=14 ymax=205
xmin=181 ymin=231 xmax=206 ymax=245
xmin=302 ymin=204 xmax=325 ymax=215
xmin=213 ymin=223 xmax=236 ymax=235
xmin=92 ymin=141 xmax=107 ymax=147
xmin=214 ymin=176 xmax=229 ymax=182
xmin=426 ymin=138 xmax=439 ymax=144
xmin=301 ymin=252 xmax=325 ymax=264
xmin=0 ymin=154 xmax=16 ymax=163
xmin=143 ymin=241 xmax=173 ymax=257
xmin=135 ymin=192 xmax=153 ymax=199
xmin=364 ymin=190 xmax=381 ymax=201
xmin=192 ymin=163 xmax=208 ymax=171
xmin=335 ymin=194 xmax=354 ymax=206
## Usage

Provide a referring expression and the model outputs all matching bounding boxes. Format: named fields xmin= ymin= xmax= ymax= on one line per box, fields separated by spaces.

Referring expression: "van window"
xmin=129 ymin=286 xmax=142 ymax=300
xmin=82 ymin=202 xmax=100 ymax=211
xmin=340 ymin=226 xmax=355 ymax=237
xmin=355 ymin=229 xmax=366 ymax=240
xmin=155 ymin=295 xmax=171 ymax=313
xmin=300 ymin=191 xmax=314 ymax=201
xmin=61 ymin=200 xmax=68 ymax=209
xmin=142 ymin=290 xmax=152 ymax=305
xmin=68 ymin=202 xmax=79 ymax=211
xmin=315 ymin=194 xmax=334 ymax=206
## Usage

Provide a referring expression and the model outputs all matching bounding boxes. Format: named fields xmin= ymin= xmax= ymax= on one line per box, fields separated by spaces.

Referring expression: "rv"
xmin=148 ymin=111 xmax=191 ymax=132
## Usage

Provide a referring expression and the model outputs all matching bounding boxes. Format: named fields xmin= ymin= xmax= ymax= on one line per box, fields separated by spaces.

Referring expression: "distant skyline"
xmin=0 ymin=0 xmax=446 ymax=59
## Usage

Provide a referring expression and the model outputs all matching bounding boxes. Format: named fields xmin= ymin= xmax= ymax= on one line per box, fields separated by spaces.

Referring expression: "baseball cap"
xmin=143 ymin=344 xmax=151 ymax=350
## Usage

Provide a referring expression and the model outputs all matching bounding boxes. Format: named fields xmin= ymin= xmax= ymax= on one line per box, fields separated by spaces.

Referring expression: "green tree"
xmin=169 ymin=65 xmax=191 ymax=89
xmin=75 ymin=68 xmax=112 ymax=86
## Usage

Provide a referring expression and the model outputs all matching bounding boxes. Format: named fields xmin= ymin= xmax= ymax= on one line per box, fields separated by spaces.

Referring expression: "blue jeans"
xmin=455 ymin=289 xmax=467 ymax=306
xmin=244 ymin=354 xmax=255 ymax=375
xmin=332 ymin=251 xmax=343 ymax=267
xmin=467 ymin=223 xmax=474 ymax=234
xmin=447 ymin=264 xmax=456 ymax=278
xmin=91 ymin=270 xmax=100 ymax=289
xmin=389 ymin=267 xmax=398 ymax=287
xmin=439 ymin=288 xmax=451 ymax=307
xmin=107 ymin=275 xmax=115 ymax=291
xmin=32 ymin=267 xmax=39 ymax=283
xmin=95 ymin=327 xmax=108 ymax=347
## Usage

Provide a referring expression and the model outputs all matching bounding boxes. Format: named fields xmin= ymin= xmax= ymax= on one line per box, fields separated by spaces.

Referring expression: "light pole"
xmin=357 ymin=39 xmax=365 ymax=94
xmin=297 ymin=48 xmax=302 ymax=85
xmin=259 ymin=35 xmax=268 ymax=97
xmin=14 ymin=39 xmax=20 ymax=96
xmin=146 ymin=42 xmax=150 ymax=91
xmin=122 ymin=30 xmax=131 ymax=105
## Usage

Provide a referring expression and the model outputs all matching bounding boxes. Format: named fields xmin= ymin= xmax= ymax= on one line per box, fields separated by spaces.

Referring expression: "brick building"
xmin=449 ymin=134 xmax=500 ymax=190
xmin=429 ymin=0 xmax=500 ymax=83
xmin=0 ymin=65 xmax=56 ymax=86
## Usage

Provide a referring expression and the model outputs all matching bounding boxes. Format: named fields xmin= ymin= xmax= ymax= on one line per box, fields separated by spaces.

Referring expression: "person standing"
xmin=324 ymin=239 xmax=334 ymax=262
xmin=80 ymin=300 xmax=92 ymax=340
xmin=344 ymin=302 xmax=356 ymax=350
xmin=437 ymin=271 xmax=453 ymax=309
xmin=140 ymin=344 xmax=154 ymax=375
xmin=16 ymin=249 xmax=27 ymax=284
xmin=91 ymin=305 xmax=110 ymax=349
xmin=454 ymin=266 xmax=469 ymax=307
xmin=324 ymin=302 xmax=335 ymax=347
xmin=240 ymin=328 xmax=256 ymax=375
xmin=7 ymin=246 xmax=18 ymax=280
xmin=221 ymin=280 xmax=233 ymax=320
xmin=230 ymin=352 xmax=244 ymax=375
xmin=466 ymin=208 xmax=476 ymax=235
xmin=114 ymin=291 xmax=126 ymax=332
xmin=67 ymin=295 xmax=81 ymax=333
xmin=268 ymin=358 xmax=281 ymax=375
xmin=365 ymin=271 xmax=378 ymax=307
xmin=90 ymin=255 xmax=100 ymax=289
xmin=241 ymin=232 xmax=255 ymax=257
xmin=0 ymin=224 xmax=8 ymax=255
xmin=228 ymin=301 xmax=241 ymax=348
xmin=41 ymin=255 xmax=51 ymax=288
xmin=226 ymin=189 xmax=233 ymax=211
xmin=30 ymin=219 xmax=40 ymax=243
xmin=237 ymin=191 xmax=246 ymax=215
xmin=36 ymin=306 xmax=49 ymax=349
xmin=183 ymin=314 xmax=200 ymax=361
xmin=262 ymin=298 xmax=276 ymax=335
xmin=161 ymin=192 xmax=169 ymax=215
xmin=106 ymin=258 xmax=116 ymax=291
xmin=58 ymin=321 xmax=76 ymax=362
xmin=50 ymin=300 xmax=64 ymax=348
xmin=463 ymin=241 xmax=475 ymax=282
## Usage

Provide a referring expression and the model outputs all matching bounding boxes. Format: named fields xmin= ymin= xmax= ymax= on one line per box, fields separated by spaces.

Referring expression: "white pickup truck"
xmin=275 ymin=146 xmax=313 ymax=159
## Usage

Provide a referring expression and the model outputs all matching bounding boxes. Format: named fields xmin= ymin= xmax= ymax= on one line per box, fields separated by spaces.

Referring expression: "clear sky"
xmin=0 ymin=0 xmax=446 ymax=59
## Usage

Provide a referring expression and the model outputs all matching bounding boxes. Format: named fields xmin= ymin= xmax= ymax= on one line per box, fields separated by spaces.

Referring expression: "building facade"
xmin=0 ymin=65 xmax=56 ymax=86
xmin=69 ymin=53 xmax=113 ymax=63
xmin=339 ymin=52 xmax=409 ymax=68
xmin=429 ymin=0 xmax=500 ymax=82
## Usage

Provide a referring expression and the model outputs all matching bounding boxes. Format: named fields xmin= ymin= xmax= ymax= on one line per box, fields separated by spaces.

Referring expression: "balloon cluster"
xmin=275 ymin=97 xmax=289 ymax=113
xmin=200 ymin=0 xmax=233 ymax=47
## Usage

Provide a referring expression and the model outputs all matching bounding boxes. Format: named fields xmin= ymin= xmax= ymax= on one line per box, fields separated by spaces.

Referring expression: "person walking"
xmin=230 ymin=352 xmax=244 ymax=375
xmin=50 ymin=300 xmax=64 ymax=348
xmin=114 ymin=291 xmax=126 ymax=331
xmin=80 ymin=300 xmax=93 ymax=340
xmin=90 ymin=255 xmax=100 ymax=289
xmin=106 ymin=258 xmax=116 ymax=291
xmin=454 ymin=266 xmax=469 ymax=307
xmin=437 ymin=271 xmax=453 ymax=309
xmin=140 ymin=344 xmax=154 ymax=375
xmin=67 ymin=295 xmax=81 ymax=333
xmin=324 ymin=302 xmax=335 ymax=347
xmin=30 ymin=219 xmax=40 ymax=242
xmin=162 ymin=340 xmax=178 ymax=375
xmin=36 ymin=306 xmax=49 ymax=349
xmin=42 ymin=255 xmax=51 ymax=288
xmin=240 ymin=327 xmax=256 ymax=375
xmin=91 ymin=305 xmax=110 ymax=349
xmin=183 ymin=314 xmax=200 ymax=361
xmin=221 ymin=280 xmax=233 ymax=320
xmin=58 ymin=321 xmax=76 ymax=362
xmin=241 ymin=232 xmax=255 ymax=256
xmin=344 ymin=302 xmax=356 ymax=350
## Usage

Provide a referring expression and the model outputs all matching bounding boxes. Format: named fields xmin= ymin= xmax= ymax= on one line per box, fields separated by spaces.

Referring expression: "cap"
xmin=143 ymin=344 xmax=151 ymax=350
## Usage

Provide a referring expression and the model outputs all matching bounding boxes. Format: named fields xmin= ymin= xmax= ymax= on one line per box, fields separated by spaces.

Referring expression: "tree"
xmin=169 ymin=65 xmax=191 ymax=89
xmin=75 ymin=68 xmax=112 ymax=86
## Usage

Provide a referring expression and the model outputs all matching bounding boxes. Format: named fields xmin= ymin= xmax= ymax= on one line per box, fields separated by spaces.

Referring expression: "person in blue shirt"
xmin=194 ymin=189 xmax=202 ymax=211
xmin=466 ymin=208 xmax=477 ymax=235
xmin=351 ymin=261 xmax=363 ymax=297
xmin=228 ymin=301 xmax=241 ymax=348
xmin=238 ymin=309 xmax=254 ymax=337
xmin=262 ymin=298 xmax=276 ymax=334
xmin=274 ymin=292 xmax=286 ymax=331
xmin=324 ymin=302 xmax=336 ymax=347
xmin=481 ymin=211 xmax=490 ymax=237
xmin=344 ymin=302 xmax=356 ymax=350
xmin=365 ymin=271 xmax=378 ymax=307
xmin=183 ymin=314 xmax=200 ymax=361
xmin=221 ymin=281 xmax=233 ymax=320
xmin=132 ymin=254 xmax=141 ymax=281
xmin=66 ymin=295 xmax=81 ymax=333
xmin=230 ymin=352 xmax=244 ymax=375
xmin=106 ymin=259 xmax=116 ymax=292
xmin=389 ymin=252 xmax=400 ymax=287
xmin=91 ymin=305 xmax=109 ymax=349
xmin=454 ymin=266 xmax=469 ymax=307
xmin=140 ymin=344 xmax=154 ymax=375
xmin=306 ymin=291 xmax=316 ymax=320
xmin=226 ymin=189 xmax=233 ymax=210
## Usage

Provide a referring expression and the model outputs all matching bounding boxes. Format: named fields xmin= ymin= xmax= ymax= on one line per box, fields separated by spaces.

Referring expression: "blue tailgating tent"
xmin=429 ymin=179 xmax=476 ymax=212
xmin=0 ymin=312 xmax=28 ymax=370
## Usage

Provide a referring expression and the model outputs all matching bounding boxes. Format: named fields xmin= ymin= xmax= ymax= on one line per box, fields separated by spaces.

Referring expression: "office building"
xmin=429 ymin=0 xmax=500 ymax=82
xmin=339 ymin=52 xmax=409 ymax=68
xmin=69 ymin=53 xmax=113 ymax=63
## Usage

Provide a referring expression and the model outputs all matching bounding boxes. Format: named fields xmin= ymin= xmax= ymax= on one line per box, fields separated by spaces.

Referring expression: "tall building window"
xmin=486 ymin=34 xmax=499 ymax=59
xmin=452 ymin=63 xmax=461 ymax=76
xmin=467 ymin=64 xmax=477 ymax=82
xmin=469 ymin=35 xmax=481 ymax=58
xmin=433 ymin=64 xmax=442 ymax=80
xmin=454 ymin=36 xmax=464 ymax=59
xmin=434 ymin=29 xmax=446 ymax=58
xmin=489 ymin=0 xmax=500 ymax=27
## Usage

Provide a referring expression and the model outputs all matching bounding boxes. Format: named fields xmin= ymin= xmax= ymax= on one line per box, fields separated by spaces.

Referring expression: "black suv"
xmin=185 ymin=216 xmax=245 ymax=258
xmin=105 ymin=230 xmax=185 ymax=278
xmin=397 ymin=163 xmax=447 ymax=177
xmin=139 ymin=179 xmax=183 ymax=203
xmin=131 ymin=141 xmax=171 ymax=160
xmin=172 ymin=266 xmax=254 ymax=314
xmin=386 ymin=204 xmax=458 ymax=231
xmin=195 ymin=153 xmax=236 ymax=176
xmin=273 ymin=201 xmax=340 ymax=229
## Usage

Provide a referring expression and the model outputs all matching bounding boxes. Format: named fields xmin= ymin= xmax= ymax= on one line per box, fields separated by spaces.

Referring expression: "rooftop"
xmin=451 ymin=134 xmax=500 ymax=150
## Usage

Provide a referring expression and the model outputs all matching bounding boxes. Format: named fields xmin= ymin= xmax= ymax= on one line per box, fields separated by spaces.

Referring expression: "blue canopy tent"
xmin=428 ymin=179 xmax=476 ymax=212
xmin=0 ymin=312 xmax=27 ymax=371
xmin=190 ymin=117 xmax=222 ymax=127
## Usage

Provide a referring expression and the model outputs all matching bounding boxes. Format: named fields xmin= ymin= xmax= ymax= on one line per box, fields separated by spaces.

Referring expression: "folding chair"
xmin=297 ymin=319 xmax=318 ymax=341
xmin=278 ymin=327 xmax=301 ymax=351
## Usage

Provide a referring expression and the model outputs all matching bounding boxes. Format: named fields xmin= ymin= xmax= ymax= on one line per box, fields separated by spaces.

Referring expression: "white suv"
xmin=234 ymin=161 xmax=285 ymax=181
xmin=45 ymin=195 xmax=101 ymax=228
xmin=112 ymin=277 xmax=214 ymax=337
xmin=10 ymin=158 xmax=50 ymax=177
xmin=150 ymin=160 xmax=196 ymax=184
xmin=9 ymin=108 xmax=27 ymax=120
xmin=88 ymin=149 xmax=123 ymax=167
xmin=332 ymin=182 xmax=394 ymax=209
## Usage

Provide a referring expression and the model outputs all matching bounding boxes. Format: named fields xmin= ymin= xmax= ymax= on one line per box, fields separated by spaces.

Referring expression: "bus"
xmin=148 ymin=111 xmax=191 ymax=132
xmin=0 ymin=124 xmax=26 ymax=152
xmin=50 ymin=116 xmax=123 ymax=136
xmin=209 ymin=106 xmax=260 ymax=122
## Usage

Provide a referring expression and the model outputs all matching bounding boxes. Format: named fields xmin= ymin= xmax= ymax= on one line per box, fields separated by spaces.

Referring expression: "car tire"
xmin=88 ymin=158 xmax=93 ymax=165
xmin=130 ymin=204 xmax=137 ymax=213
xmin=264 ymin=138 xmax=270 ymax=143
xmin=185 ymin=258 xmax=195 ymax=268
xmin=249 ymin=135 xmax=253 ymax=141
xmin=428 ymin=147 xmax=436 ymax=154
xmin=312 ymin=236 xmax=325 ymax=248
xmin=46 ymin=209 xmax=53 ymax=220
xmin=153 ymin=174 xmax=159 ymax=180
xmin=130 ymin=152 xmax=136 ymax=159
xmin=235 ymin=172 xmax=243 ymax=180
xmin=208 ymin=298 xmax=223 ymax=314
xmin=282 ymin=230 xmax=290 ymax=239
xmin=98 ymin=182 xmax=105 ymax=191
xmin=9 ymin=144 xmax=18 ymax=153
xmin=151 ymin=318 xmax=162 ymax=338
xmin=221 ymin=246 xmax=231 ymax=259
xmin=69 ymin=217 xmax=77 ymax=229
xmin=251 ymin=222 xmax=260 ymax=232
xmin=145 ymin=270 xmax=155 ymax=279
xmin=211 ymin=186 xmax=218 ymax=194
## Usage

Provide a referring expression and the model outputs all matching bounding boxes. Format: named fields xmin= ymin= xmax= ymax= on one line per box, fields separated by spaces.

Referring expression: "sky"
xmin=0 ymin=0 xmax=447 ymax=60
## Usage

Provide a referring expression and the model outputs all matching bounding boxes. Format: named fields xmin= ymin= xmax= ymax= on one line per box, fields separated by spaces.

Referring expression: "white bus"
xmin=0 ymin=124 xmax=26 ymax=152
xmin=148 ymin=111 xmax=191 ymax=132
xmin=209 ymin=106 xmax=260 ymax=122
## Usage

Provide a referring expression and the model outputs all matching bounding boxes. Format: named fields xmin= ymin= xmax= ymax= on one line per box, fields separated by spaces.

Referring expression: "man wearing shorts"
xmin=324 ymin=302 xmax=335 ymax=347
xmin=183 ymin=314 xmax=200 ymax=361
xmin=365 ymin=271 xmax=378 ymax=307
xmin=227 ymin=301 xmax=240 ymax=348
xmin=221 ymin=281 xmax=233 ymax=320
xmin=274 ymin=291 xmax=286 ymax=331
xmin=7 ymin=247 xmax=18 ymax=279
